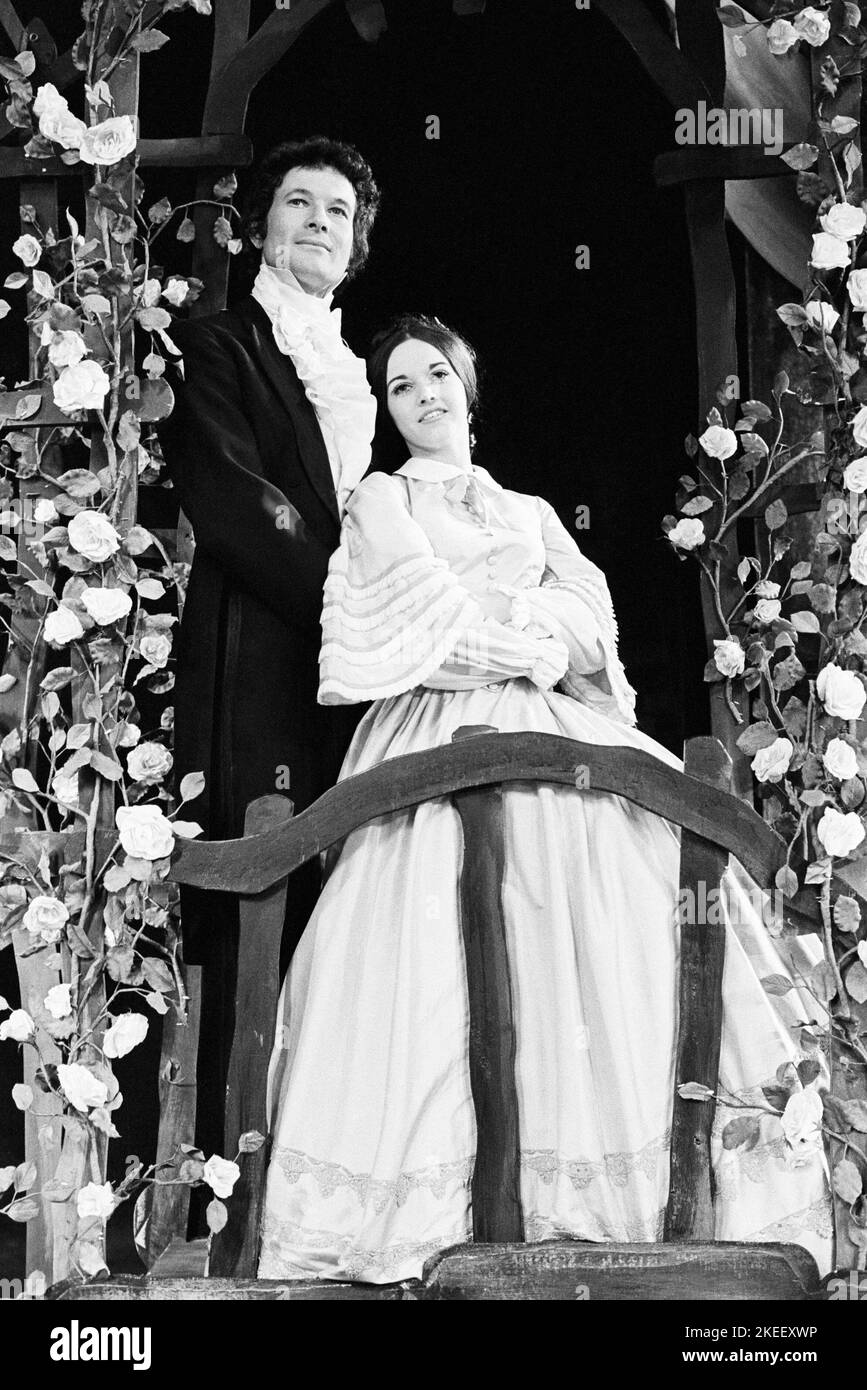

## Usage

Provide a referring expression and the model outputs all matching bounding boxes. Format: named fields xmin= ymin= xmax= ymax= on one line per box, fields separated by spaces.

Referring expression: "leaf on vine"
xmin=90 ymin=751 xmax=123 ymax=781
xmin=799 ymin=788 xmax=828 ymax=807
xmin=56 ymin=468 xmax=101 ymax=499
xmin=0 ymin=535 xmax=17 ymax=562
xmin=735 ymin=721 xmax=778 ymax=755
xmin=796 ymin=1059 xmax=821 ymax=1089
xmin=810 ymin=960 xmax=837 ymax=1003
xmin=213 ymin=172 xmax=237 ymax=200
xmin=677 ymin=1082 xmax=714 ymax=1102
xmin=206 ymin=1198 xmax=227 ymax=1234
xmin=179 ymin=771 xmax=206 ymax=803
xmin=839 ymin=1098 xmax=867 ymax=1132
xmin=833 ymin=1159 xmax=863 ymax=1205
xmin=39 ymin=666 xmax=76 ymax=693
xmin=106 ymin=946 xmax=135 ymax=983
xmin=845 ymin=960 xmax=867 ymax=1004
xmin=772 ymin=652 xmax=805 ymax=691
xmin=781 ymin=143 xmax=819 ymax=171
xmin=131 ymin=29 xmax=170 ymax=51
xmin=776 ymin=303 xmax=808 ymax=328
xmin=721 ymin=1115 xmax=761 ymax=1151
xmin=833 ymin=894 xmax=861 ymax=933
xmin=176 ymin=216 xmax=195 ymax=243
xmin=761 ymin=973 xmax=794 ymax=996
xmin=11 ymin=768 xmax=39 ymax=794
xmin=764 ymin=498 xmax=788 ymax=531
xmin=681 ymin=495 xmax=714 ymax=516
xmin=804 ymin=855 xmax=831 ymax=882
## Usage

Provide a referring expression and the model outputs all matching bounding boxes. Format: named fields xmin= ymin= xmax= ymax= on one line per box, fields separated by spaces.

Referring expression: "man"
xmin=157 ymin=136 xmax=380 ymax=1178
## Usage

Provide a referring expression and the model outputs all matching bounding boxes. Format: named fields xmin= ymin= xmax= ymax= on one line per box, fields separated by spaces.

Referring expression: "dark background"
xmin=0 ymin=0 xmax=722 ymax=1276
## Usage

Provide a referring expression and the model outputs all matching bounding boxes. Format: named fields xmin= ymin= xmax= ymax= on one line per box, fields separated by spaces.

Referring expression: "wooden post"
xmin=209 ymin=795 xmax=295 ymax=1279
xmin=140 ymin=962 xmax=202 ymax=1268
xmin=664 ymin=735 xmax=731 ymax=1241
xmin=451 ymin=726 xmax=523 ymax=1244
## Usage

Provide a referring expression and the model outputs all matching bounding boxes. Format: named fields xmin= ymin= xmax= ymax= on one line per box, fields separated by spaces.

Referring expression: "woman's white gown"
xmin=256 ymin=458 xmax=833 ymax=1283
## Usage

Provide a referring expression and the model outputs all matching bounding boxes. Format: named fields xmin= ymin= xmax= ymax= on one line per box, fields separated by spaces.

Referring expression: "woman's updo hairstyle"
xmin=367 ymin=313 xmax=480 ymax=416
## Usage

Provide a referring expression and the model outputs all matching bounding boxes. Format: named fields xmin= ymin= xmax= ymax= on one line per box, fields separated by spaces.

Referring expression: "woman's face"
xmin=385 ymin=338 xmax=470 ymax=460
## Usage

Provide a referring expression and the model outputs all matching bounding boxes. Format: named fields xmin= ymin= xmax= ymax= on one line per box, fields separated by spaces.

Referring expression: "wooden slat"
xmin=420 ymin=1241 xmax=821 ymax=1301
xmin=0 ymin=136 xmax=254 ymax=180
xmin=201 ymin=0 xmax=339 ymax=135
xmin=594 ymin=0 xmax=712 ymax=113
xmin=48 ymin=1274 xmax=410 ymax=1300
xmin=167 ymin=734 xmax=789 ymax=898
xmin=208 ymin=0 xmax=251 ymax=81
xmin=664 ymin=737 xmax=731 ymax=1242
xmin=208 ymin=795 xmax=296 ymax=1279
xmin=451 ymin=727 xmax=522 ymax=1243
xmin=654 ymin=147 xmax=797 ymax=187
xmin=141 ymin=964 xmax=202 ymax=1268
xmin=0 ymin=0 xmax=24 ymax=47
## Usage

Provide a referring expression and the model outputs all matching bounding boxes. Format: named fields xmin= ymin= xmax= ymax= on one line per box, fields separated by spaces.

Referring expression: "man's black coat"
xmin=157 ymin=294 xmax=364 ymax=1167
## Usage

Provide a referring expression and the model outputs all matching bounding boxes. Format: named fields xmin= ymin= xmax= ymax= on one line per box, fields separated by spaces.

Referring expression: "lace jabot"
xmin=252 ymin=260 xmax=376 ymax=513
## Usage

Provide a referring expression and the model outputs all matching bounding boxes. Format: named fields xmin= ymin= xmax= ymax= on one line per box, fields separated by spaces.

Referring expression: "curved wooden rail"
xmin=170 ymin=732 xmax=786 ymax=894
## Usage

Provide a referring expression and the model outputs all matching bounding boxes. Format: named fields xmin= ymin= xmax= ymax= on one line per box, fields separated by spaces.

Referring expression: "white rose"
xmin=67 ymin=509 xmax=120 ymax=561
xmin=44 ymin=983 xmax=73 ymax=1019
xmin=767 ymin=17 xmax=800 ymax=54
xmin=33 ymin=83 xmax=86 ymax=151
xmin=44 ymin=605 xmax=85 ymax=646
xmin=103 ymin=1012 xmax=149 ymax=1059
xmin=713 ymin=639 xmax=745 ymax=678
xmin=804 ymin=301 xmax=840 ymax=332
xmin=47 ymin=330 xmax=88 ymax=369
xmin=12 ymin=234 xmax=41 ymax=267
xmin=855 ymin=406 xmax=867 ymax=449
xmin=52 ymin=769 xmax=80 ymax=812
xmin=821 ymin=203 xmax=867 ymax=241
xmin=751 ymin=736 xmax=793 ymax=784
xmin=80 ymin=587 xmax=133 ymax=626
xmin=794 ymin=6 xmax=832 ymax=47
xmin=116 ymin=804 xmax=175 ymax=861
xmin=844 ymin=457 xmax=867 ymax=492
xmin=78 ymin=115 xmax=137 ymax=167
xmin=667 ymin=518 xmax=705 ymax=551
xmin=33 ymin=497 xmax=59 ymax=525
xmin=22 ymin=894 xmax=69 ymax=944
xmin=139 ymin=631 xmax=172 ymax=668
xmin=753 ymin=580 xmax=781 ymax=599
xmin=817 ymin=806 xmax=866 ymax=858
xmin=126 ymin=741 xmax=173 ymax=785
xmin=823 ymin=737 xmax=859 ymax=781
xmin=57 ymin=1062 xmax=108 ymax=1113
xmin=851 ymin=531 xmax=867 ymax=585
xmin=780 ymin=1088 xmax=824 ymax=1164
xmin=76 ymin=1181 xmax=116 ymax=1222
xmin=811 ymin=232 xmax=850 ymax=270
xmin=140 ymin=278 xmax=162 ymax=308
xmin=0 ymin=1009 xmax=34 ymax=1042
xmin=203 ymin=1154 xmax=241 ymax=1199
xmin=754 ymin=598 xmax=782 ymax=624
xmin=162 ymin=277 xmax=189 ymax=307
xmin=817 ymin=664 xmax=867 ymax=719
xmin=848 ymin=269 xmax=867 ymax=311
xmin=698 ymin=425 xmax=738 ymax=460
xmin=53 ymin=359 xmax=111 ymax=414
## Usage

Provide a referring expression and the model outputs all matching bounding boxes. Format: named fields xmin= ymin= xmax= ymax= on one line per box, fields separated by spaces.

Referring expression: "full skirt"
xmin=257 ymin=680 xmax=833 ymax=1283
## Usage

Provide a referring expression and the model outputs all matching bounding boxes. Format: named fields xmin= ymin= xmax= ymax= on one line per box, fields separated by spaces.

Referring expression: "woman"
xmin=256 ymin=315 xmax=832 ymax=1284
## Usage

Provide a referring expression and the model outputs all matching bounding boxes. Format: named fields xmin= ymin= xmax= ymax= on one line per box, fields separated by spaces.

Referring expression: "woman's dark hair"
xmin=367 ymin=313 xmax=479 ymax=414
xmin=367 ymin=314 xmax=481 ymax=471
xmin=241 ymin=136 xmax=381 ymax=281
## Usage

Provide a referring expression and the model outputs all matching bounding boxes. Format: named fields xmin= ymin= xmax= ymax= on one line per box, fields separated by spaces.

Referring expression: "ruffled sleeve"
xmin=510 ymin=498 xmax=638 ymax=727
xmin=318 ymin=473 xmax=567 ymax=704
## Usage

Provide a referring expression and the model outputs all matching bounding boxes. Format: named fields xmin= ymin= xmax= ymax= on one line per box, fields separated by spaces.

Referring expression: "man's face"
xmin=257 ymin=164 xmax=357 ymax=296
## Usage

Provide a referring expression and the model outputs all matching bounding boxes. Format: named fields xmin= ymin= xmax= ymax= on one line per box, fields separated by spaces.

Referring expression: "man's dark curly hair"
xmin=241 ymin=136 xmax=381 ymax=281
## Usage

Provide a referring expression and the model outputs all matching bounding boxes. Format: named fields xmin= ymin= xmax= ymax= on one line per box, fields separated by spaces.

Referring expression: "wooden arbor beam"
xmin=596 ymin=0 xmax=748 ymax=796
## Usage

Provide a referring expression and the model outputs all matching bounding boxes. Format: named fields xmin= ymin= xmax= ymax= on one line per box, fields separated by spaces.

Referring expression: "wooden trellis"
xmin=1 ymin=0 xmax=862 ymax=1288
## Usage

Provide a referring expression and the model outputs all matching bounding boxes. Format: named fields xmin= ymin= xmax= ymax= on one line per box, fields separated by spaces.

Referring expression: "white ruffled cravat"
xmin=252 ymin=260 xmax=376 ymax=514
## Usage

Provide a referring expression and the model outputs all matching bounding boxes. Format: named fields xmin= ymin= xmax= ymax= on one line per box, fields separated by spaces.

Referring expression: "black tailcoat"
xmin=157 ymin=295 xmax=365 ymax=1175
